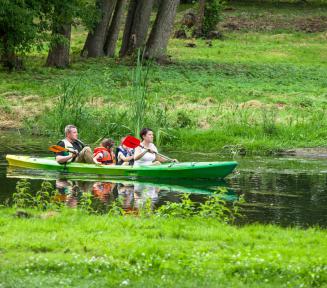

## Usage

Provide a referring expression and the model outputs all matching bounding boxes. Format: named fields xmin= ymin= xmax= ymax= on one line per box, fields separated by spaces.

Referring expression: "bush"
xmin=203 ymin=0 xmax=224 ymax=36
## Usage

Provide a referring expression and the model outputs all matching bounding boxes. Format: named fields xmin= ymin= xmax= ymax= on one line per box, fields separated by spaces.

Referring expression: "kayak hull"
xmin=6 ymin=155 xmax=238 ymax=180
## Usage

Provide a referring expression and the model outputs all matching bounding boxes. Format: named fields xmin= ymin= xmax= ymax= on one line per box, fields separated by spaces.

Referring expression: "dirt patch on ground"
xmin=0 ymin=91 xmax=45 ymax=129
xmin=277 ymin=148 xmax=327 ymax=158
xmin=220 ymin=15 xmax=327 ymax=33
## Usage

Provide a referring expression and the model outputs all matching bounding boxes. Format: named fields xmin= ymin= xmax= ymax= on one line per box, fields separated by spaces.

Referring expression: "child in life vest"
xmin=116 ymin=139 xmax=134 ymax=166
xmin=93 ymin=139 xmax=116 ymax=165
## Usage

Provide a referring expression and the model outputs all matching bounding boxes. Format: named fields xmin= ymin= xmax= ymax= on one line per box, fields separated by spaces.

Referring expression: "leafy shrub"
xmin=12 ymin=179 xmax=33 ymax=208
xmin=203 ymin=0 xmax=224 ymax=36
xmin=176 ymin=111 xmax=194 ymax=128
xmin=155 ymin=194 xmax=196 ymax=218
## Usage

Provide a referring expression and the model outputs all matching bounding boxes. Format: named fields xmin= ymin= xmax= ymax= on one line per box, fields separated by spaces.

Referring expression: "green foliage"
xmin=203 ymin=0 xmax=224 ymax=35
xmin=0 ymin=0 xmax=41 ymax=69
xmin=261 ymin=107 xmax=278 ymax=136
xmin=1 ymin=2 xmax=327 ymax=153
xmin=107 ymin=197 xmax=125 ymax=216
xmin=156 ymin=194 xmax=196 ymax=218
xmin=175 ymin=111 xmax=194 ymax=128
xmin=34 ymin=181 xmax=54 ymax=210
xmin=198 ymin=188 xmax=230 ymax=220
xmin=131 ymin=50 xmax=149 ymax=138
xmin=78 ymin=192 xmax=93 ymax=213
xmin=51 ymin=78 xmax=90 ymax=136
xmin=0 ymin=208 xmax=326 ymax=287
xmin=12 ymin=179 xmax=33 ymax=208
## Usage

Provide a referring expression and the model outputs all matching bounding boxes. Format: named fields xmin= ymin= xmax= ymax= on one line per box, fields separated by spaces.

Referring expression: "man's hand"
xmin=71 ymin=150 xmax=79 ymax=159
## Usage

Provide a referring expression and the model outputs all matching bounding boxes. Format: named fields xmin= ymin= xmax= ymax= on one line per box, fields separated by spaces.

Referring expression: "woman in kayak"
xmin=134 ymin=128 xmax=177 ymax=166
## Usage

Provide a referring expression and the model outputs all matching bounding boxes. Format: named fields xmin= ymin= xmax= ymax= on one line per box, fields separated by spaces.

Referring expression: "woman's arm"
xmin=134 ymin=147 xmax=150 ymax=161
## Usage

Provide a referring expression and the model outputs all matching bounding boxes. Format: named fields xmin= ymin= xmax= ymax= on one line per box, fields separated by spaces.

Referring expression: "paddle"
xmin=122 ymin=135 xmax=176 ymax=163
xmin=48 ymin=145 xmax=77 ymax=154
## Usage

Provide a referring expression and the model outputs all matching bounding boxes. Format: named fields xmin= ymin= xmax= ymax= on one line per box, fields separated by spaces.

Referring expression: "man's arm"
xmin=55 ymin=141 xmax=77 ymax=164
xmin=56 ymin=154 xmax=76 ymax=164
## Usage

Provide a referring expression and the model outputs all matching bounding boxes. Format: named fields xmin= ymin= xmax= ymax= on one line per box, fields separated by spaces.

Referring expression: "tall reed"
xmin=131 ymin=49 xmax=150 ymax=138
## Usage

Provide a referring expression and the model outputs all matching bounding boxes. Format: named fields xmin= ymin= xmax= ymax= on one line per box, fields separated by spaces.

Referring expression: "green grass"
xmin=0 ymin=2 xmax=327 ymax=153
xmin=0 ymin=208 xmax=326 ymax=287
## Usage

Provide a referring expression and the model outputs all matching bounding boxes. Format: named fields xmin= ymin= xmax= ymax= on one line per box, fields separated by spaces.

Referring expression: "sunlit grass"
xmin=0 ymin=208 xmax=326 ymax=287
xmin=1 ymin=2 xmax=327 ymax=153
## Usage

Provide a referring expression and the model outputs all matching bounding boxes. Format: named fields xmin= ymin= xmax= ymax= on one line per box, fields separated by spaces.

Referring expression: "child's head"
xmin=120 ymin=137 xmax=128 ymax=149
xmin=101 ymin=138 xmax=115 ymax=150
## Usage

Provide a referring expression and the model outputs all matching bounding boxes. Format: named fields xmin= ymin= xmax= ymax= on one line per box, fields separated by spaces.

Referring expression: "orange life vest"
xmin=93 ymin=147 xmax=115 ymax=164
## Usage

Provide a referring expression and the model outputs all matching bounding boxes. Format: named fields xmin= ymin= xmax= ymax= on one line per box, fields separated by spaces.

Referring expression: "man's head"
xmin=65 ymin=125 xmax=78 ymax=141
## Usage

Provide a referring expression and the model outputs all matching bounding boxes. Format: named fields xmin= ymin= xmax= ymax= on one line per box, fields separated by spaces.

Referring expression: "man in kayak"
xmin=56 ymin=124 xmax=93 ymax=164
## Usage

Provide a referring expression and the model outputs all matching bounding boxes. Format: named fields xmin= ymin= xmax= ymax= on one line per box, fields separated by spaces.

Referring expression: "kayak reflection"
xmin=7 ymin=167 xmax=238 ymax=212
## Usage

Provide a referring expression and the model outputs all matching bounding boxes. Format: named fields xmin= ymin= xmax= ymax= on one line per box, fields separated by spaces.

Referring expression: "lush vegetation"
xmin=0 ymin=207 xmax=326 ymax=287
xmin=1 ymin=1 xmax=327 ymax=155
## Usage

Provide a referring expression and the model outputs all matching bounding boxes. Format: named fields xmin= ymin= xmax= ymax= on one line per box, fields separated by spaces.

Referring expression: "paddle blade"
xmin=122 ymin=135 xmax=141 ymax=149
xmin=48 ymin=145 xmax=68 ymax=153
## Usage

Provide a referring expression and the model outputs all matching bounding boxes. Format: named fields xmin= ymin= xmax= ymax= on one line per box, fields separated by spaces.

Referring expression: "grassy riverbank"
xmin=1 ymin=2 xmax=327 ymax=154
xmin=0 ymin=208 xmax=326 ymax=287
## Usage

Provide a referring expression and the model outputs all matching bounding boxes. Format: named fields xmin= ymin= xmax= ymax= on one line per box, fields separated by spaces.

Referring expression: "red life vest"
xmin=93 ymin=147 xmax=114 ymax=164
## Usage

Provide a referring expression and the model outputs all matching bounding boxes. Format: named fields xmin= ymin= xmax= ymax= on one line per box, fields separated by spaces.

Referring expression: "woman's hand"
xmin=147 ymin=148 xmax=156 ymax=154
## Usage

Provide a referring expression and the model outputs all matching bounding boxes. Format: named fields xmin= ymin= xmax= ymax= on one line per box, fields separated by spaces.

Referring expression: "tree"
xmin=194 ymin=0 xmax=206 ymax=37
xmin=82 ymin=0 xmax=117 ymax=58
xmin=194 ymin=0 xmax=223 ymax=37
xmin=145 ymin=0 xmax=180 ymax=61
xmin=119 ymin=0 xmax=155 ymax=57
xmin=0 ymin=0 xmax=40 ymax=70
xmin=45 ymin=1 xmax=73 ymax=68
xmin=103 ymin=0 xmax=126 ymax=57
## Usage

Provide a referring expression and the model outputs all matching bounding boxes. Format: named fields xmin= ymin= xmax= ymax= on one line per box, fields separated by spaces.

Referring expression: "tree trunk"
xmin=145 ymin=0 xmax=180 ymax=61
xmin=82 ymin=0 xmax=117 ymax=58
xmin=104 ymin=0 xmax=126 ymax=57
xmin=0 ymin=34 xmax=21 ymax=71
xmin=46 ymin=24 xmax=71 ymax=68
xmin=119 ymin=0 xmax=154 ymax=57
xmin=194 ymin=0 xmax=206 ymax=37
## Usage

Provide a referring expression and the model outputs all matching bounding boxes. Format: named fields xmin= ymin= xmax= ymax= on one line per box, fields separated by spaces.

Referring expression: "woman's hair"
xmin=101 ymin=138 xmax=115 ymax=149
xmin=140 ymin=128 xmax=153 ymax=140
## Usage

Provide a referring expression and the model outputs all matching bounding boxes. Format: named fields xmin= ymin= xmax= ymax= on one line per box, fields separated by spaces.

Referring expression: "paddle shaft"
xmin=140 ymin=146 xmax=174 ymax=163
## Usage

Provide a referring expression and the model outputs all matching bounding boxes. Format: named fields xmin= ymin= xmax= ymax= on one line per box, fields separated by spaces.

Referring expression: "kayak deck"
xmin=6 ymin=155 xmax=238 ymax=180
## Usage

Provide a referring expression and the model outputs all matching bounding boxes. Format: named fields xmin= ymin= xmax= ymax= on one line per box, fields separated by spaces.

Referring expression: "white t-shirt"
xmin=134 ymin=143 xmax=158 ymax=166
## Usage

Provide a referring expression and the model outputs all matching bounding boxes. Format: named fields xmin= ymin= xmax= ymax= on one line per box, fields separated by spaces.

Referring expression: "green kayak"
xmin=6 ymin=155 xmax=238 ymax=180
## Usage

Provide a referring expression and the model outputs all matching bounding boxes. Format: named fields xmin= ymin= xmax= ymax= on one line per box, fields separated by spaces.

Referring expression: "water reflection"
xmin=52 ymin=176 xmax=236 ymax=212
xmin=3 ymin=151 xmax=327 ymax=228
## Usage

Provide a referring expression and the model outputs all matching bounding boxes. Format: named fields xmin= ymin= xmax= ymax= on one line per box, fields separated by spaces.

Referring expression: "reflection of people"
xmin=55 ymin=179 xmax=80 ymax=208
xmin=134 ymin=128 xmax=177 ymax=166
xmin=133 ymin=183 xmax=160 ymax=210
xmin=56 ymin=125 xmax=93 ymax=164
xmin=117 ymin=184 xmax=135 ymax=211
xmin=93 ymin=139 xmax=116 ymax=165
xmin=92 ymin=182 xmax=116 ymax=203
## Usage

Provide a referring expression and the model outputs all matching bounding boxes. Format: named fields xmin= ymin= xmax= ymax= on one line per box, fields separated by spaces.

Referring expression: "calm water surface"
xmin=1 ymin=131 xmax=327 ymax=228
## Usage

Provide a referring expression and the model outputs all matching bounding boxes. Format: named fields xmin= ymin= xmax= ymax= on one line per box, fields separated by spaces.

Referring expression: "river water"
xmin=1 ymin=131 xmax=326 ymax=228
